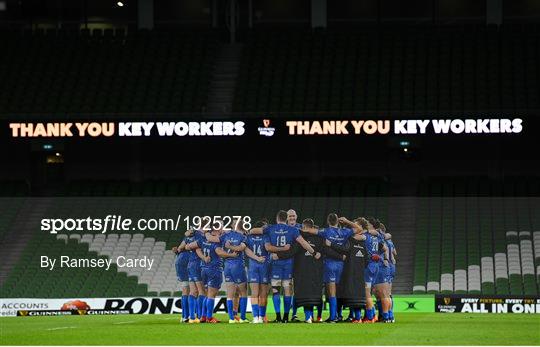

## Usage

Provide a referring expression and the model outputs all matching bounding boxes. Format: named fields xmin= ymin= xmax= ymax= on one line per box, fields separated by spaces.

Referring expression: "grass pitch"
xmin=1 ymin=313 xmax=539 ymax=345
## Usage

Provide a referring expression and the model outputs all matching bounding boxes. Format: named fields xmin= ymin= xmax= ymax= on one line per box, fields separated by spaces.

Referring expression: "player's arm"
xmin=324 ymin=238 xmax=351 ymax=255
xmin=381 ymin=243 xmax=390 ymax=266
xmin=274 ymin=242 xmax=299 ymax=260
xmin=301 ymin=226 xmax=320 ymax=235
xmin=185 ymin=241 xmax=200 ymax=250
xmin=264 ymin=242 xmax=291 ymax=253
xmin=295 ymin=235 xmax=318 ymax=256
xmin=173 ymin=240 xmax=186 ymax=254
xmin=244 ymin=247 xmax=265 ymax=263
xmin=321 ymin=242 xmax=347 ymax=261
xmin=225 ymin=241 xmax=246 ymax=252
xmin=196 ymin=248 xmax=209 ymax=263
xmin=215 ymin=247 xmax=238 ymax=258
xmin=338 ymin=216 xmax=361 ymax=234
xmin=353 ymin=233 xmax=367 ymax=241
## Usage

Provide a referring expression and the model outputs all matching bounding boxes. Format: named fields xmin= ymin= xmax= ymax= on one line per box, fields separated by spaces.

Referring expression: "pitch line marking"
xmin=112 ymin=320 xmax=136 ymax=325
xmin=46 ymin=326 xmax=77 ymax=331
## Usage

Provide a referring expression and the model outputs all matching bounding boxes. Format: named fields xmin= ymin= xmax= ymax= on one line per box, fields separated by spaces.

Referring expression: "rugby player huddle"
xmin=172 ymin=209 xmax=397 ymax=324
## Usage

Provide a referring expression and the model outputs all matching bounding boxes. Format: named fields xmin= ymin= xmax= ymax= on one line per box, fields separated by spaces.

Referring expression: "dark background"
xmin=0 ymin=0 xmax=539 ymax=193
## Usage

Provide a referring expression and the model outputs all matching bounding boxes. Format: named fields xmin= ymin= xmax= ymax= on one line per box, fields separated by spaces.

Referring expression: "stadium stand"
xmin=0 ymin=29 xmax=217 ymax=115
xmin=0 ymin=199 xmax=25 ymax=244
xmin=0 ymin=25 xmax=537 ymax=118
xmin=1 ymin=233 xmax=150 ymax=298
xmin=413 ymin=177 xmax=540 ymax=295
xmin=0 ymin=179 xmax=389 ymax=298
xmin=233 ymin=25 xmax=539 ymax=115
xmin=1 ymin=177 xmax=538 ymax=297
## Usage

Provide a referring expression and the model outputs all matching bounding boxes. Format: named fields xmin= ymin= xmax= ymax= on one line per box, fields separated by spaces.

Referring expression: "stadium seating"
xmin=0 ymin=198 xmax=25 ymax=244
xmin=1 ymin=25 xmax=537 ymax=118
xmin=234 ymin=25 xmax=539 ymax=116
xmin=1 ymin=232 xmax=150 ymax=298
xmin=0 ymin=29 xmax=217 ymax=115
xmin=1 ymin=178 xmax=389 ymax=298
xmin=413 ymin=177 xmax=540 ymax=295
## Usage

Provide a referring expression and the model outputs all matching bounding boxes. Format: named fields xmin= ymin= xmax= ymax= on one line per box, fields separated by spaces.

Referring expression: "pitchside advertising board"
xmin=3 ymin=117 xmax=527 ymax=139
xmin=1 ymin=296 xmax=433 ymax=317
xmin=0 ymin=295 xmax=441 ymax=317
xmin=5 ymin=295 xmax=539 ymax=317
xmin=435 ymin=295 xmax=540 ymax=314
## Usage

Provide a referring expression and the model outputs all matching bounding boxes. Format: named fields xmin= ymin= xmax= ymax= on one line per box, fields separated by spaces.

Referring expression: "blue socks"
xmin=382 ymin=311 xmax=389 ymax=320
xmin=376 ymin=300 xmax=382 ymax=318
xmin=239 ymin=297 xmax=248 ymax=320
xmin=291 ymin=297 xmax=297 ymax=316
xmin=260 ymin=305 xmax=267 ymax=318
xmin=365 ymin=306 xmax=374 ymax=320
xmin=283 ymin=296 xmax=292 ymax=315
xmin=272 ymin=293 xmax=281 ymax=314
xmin=198 ymin=295 xmax=207 ymax=318
xmin=188 ymin=295 xmax=197 ymax=320
xmin=252 ymin=304 xmax=259 ymax=319
xmin=304 ymin=307 xmax=313 ymax=321
xmin=354 ymin=308 xmax=361 ymax=321
xmin=329 ymin=296 xmax=337 ymax=320
xmin=227 ymin=299 xmax=235 ymax=320
xmin=181 ymin=295 xmax=189 ymax=320
xmin=206 ymin=298 xmax=215 ymax=319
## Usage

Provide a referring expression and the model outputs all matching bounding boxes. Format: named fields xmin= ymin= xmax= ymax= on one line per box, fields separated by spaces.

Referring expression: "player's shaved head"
xmin=287 ymin=209 xmax=298 ymax=225
xmin=327 ymin=213 xmax=338 ymax=226
xmin=276 ymin=210 xmax=288 ymax=223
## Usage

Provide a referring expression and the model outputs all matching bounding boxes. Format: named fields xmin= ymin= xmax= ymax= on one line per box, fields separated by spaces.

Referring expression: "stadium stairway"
xmin=206 ymin=43 xmax=243 ymax=114
xmin=0 ymin=198 xmax=52 ymax=287
xmin=387 ymin=197 xmax=416 ymax=294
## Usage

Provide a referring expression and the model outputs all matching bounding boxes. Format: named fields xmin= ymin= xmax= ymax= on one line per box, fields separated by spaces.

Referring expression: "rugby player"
xmin=275 ymin=218 xmax=345 ymax=323
xmin=245 ymin=220 xmax=271 ymax=323
xmin=251 ymin=210 xmax=318 ymax=322
xmin=362 ymin=217 xmax=387 ymax=323
xmin=382 ymin=225 xmax=397 ymax=322
xmin=182 ymin=229 xmax=206 ymax=323
xmin=172 ymin=241 xmax=190 ymax=323
xmin=303 ymin=214 xmax=361 ymax=322
xmin=372 ymin=219 xmax=391 ymax=323
xmin=221 ymin=225 xmax=250 ymax=323
xmin=185 ymin=227 xmax=240 ymax=323
xmin=286 ymin=209 xmax=302 ymax=322
xmin=326 ymin=217 xmax=369 ymax=323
